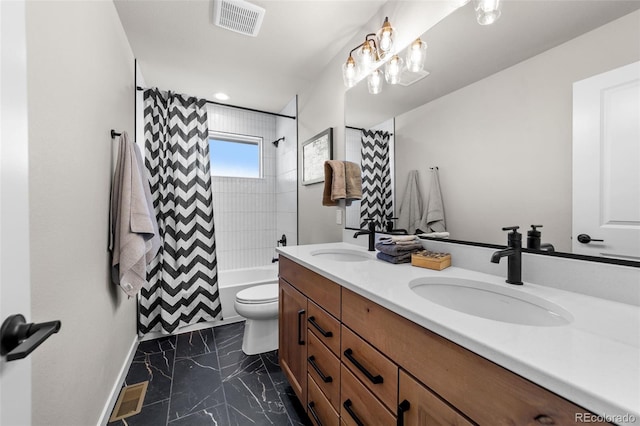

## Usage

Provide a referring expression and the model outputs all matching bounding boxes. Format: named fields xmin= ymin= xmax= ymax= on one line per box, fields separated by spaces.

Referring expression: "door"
xmin=278 ymin=279 xmax=307 ymax=406
xmin=1 ymin=0 xmax=32 ymax=424
xmin=573 ymin=61 xmax=640 ymax=260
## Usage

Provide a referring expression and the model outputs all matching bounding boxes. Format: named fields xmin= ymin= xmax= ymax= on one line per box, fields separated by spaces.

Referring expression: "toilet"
xmin=234 ymin=283 xmax=279 ymax=355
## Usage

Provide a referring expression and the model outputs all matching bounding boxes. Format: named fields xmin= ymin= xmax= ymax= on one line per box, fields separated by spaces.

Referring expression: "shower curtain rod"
xmin=136 ymin=86 xmax=296 ymax=120
xmin=346 ymin=125 xmax=393 ymax=136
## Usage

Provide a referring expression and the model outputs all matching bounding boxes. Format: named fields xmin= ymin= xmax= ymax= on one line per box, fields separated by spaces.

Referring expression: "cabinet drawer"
xmin=340 ymin=364 xmax=395 ymax=426
xmin=307 ymin=331 xmax=341 ymax=411
xmin=341 ymin=325 xmax=398 ymax=412
xmin=342 ymin=288 xmax=607 ymax=425
xmin=308 ymin=301 xmax=341 ymax=356
xmin=399 ymin=370 xmax=475 ymax=426
xmin=308 ymin=374 xmax=340 ymax=426
xmin=280 ymin=256 xmax=341 ymax=318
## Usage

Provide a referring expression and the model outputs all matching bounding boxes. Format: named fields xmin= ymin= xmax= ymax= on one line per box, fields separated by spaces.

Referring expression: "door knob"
xmin=1 ymin=314 xmax=61 ymax=361
xmin=577 ymin=234 xmax=604 ymax=244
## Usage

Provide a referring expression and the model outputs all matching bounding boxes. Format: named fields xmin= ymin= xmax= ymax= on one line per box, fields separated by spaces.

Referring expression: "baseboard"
xmin=97 ymin=335 xmax=139 ymax=426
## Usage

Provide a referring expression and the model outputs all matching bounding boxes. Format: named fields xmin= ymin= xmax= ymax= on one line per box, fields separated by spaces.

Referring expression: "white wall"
xmin=25 ymin=1 xmax=137 ymax=424
xmin=276 ymin=97 xmax=298 ymax=248
xmin=297 ymin=1 xmax=456 ymax=244
xmin=395 ymin=10 xmax=640 ymax=252
xmin=209 ymin=104 xmax=278 ymax=270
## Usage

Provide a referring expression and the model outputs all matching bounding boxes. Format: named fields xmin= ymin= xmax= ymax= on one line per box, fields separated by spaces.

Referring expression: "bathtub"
xmin=217 ymin=264 xmax=279 ymax=325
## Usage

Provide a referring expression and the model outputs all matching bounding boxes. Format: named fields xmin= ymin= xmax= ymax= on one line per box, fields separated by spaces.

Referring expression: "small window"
xmin=209 ymin=131 xmax=262 ymax=178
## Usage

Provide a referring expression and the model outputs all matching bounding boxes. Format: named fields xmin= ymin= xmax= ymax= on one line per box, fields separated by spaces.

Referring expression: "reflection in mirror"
xmin=345 ymin=1 xmax=640 ymax=261
xmin=345 ymin=119 xmax=395 ymax=230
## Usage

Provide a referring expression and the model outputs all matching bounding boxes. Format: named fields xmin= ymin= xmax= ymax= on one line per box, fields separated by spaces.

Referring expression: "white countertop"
xmin=277 ymin=242 xmax=640 ymax=425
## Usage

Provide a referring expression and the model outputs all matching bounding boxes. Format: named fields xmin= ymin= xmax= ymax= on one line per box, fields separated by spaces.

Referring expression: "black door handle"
xmin=397 ymin=400 xmax=411 ymax=426
xmin=343 ymin=399 xmax=364 ymax=426
xmin=308 ymin=316 xmax=333 ymax=338
xmin=577 ymin=234 xmax=604 ymax=244
xmin=297 ymin=309 xmax=305 ymax=345
xmin=308 ymin=356 xmax=333 ymax=383
xmin=344 ymin=348 xmax=383 ymax=384
xmin=307 ymin=402 xmax=323 ymax=426
xmin=1 ymin=314 xmax=61 ymax=361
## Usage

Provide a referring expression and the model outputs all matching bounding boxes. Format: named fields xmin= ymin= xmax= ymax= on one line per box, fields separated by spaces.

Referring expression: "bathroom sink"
xmin=409 ymin=277 xmax=572 ymax=326
xmin=310 ymin=249 xmax=372 ymax=262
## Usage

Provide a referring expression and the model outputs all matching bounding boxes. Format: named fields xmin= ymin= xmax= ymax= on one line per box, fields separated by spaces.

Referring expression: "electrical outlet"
xmin=336 ymin=209 xmax=343 ymax=225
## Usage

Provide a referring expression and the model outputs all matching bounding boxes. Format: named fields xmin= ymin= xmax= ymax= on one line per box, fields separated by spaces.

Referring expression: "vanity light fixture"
xmin=385 ymin=55 xmax=404 ymax=84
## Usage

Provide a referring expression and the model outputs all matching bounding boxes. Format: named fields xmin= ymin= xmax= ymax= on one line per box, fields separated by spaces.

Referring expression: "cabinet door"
xmin=279 ymin=278 xmax=308 ymax=405
xmin=398 ymin=370 xmax=475 ymax=426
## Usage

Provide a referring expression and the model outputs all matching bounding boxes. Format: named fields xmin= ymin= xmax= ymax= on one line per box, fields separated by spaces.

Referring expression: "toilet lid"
xmin=236 ymin=284 xmax=278 ymax=304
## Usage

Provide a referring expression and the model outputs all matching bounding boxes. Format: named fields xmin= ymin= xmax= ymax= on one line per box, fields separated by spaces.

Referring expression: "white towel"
xmin=419 ymin=232 xmax=450 ymax=239
xmin=378 ymin=235 xmax=419 ymax=243
xmin=110 ymin=132 xmax=160 ymax=297
xmin=422 ymin=168 xmax=446 ymax=233
xmin=397 ymin=170 xmax=424 ymax=234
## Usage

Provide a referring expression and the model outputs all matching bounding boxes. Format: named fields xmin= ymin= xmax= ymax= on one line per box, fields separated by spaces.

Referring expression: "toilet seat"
xmin=236 ymin=283 xmax=278 ymax=304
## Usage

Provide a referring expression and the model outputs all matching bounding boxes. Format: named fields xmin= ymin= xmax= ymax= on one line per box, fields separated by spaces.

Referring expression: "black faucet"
xmin=384 ymin=217 xmax=408 ymax=235
xmin=491 ymin=226 xmax=523 ymax=285
xmin=354 ymin=218 xmax=377 ymax=251
xmin=526 ymin=225 xmax=555 ymax=252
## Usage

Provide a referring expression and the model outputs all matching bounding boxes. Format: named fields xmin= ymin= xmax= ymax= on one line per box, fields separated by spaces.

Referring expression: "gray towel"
xmin=422 ymin=168 xmax=446 ymax=232
xmin=397 ymin=170 xmax=424 ymax=234
xmin=376 ymin=241 xmax=424 ymax=256
xmin=110 ymin=132 xmax=160 ymax=297
xmin=376 ymin=251 xmax=413 ymax=264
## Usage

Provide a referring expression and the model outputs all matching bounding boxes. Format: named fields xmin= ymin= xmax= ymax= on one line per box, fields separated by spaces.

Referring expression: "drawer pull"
xmin=308 ymin=401 xmax=323 ymax=426
xmin=343 ymin=348 xmax=384 ymax=384
xmin=308 ymin=356 xmax=333 ymax=383
xmin=308 ymin=316 xmax=333 ymax=338
xmin=297 ymin=309 xmax=306 ymax=345
xmin=343 ymin=399 xmax=364 ymax=426
xmin=397 ymin=400 xmax=411 ymax=426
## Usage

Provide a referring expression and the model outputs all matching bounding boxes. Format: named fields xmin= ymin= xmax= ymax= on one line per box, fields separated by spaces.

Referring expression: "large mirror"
xmin=345 ymin=1 xmax=640 ymax=261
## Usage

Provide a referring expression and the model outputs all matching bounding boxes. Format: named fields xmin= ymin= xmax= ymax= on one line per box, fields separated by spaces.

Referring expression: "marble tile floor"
xmin=108 ymin=322 xmax=310 ymax=425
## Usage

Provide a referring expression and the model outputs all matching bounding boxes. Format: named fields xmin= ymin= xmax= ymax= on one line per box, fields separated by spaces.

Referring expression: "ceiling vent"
xmin=213 ymin=0 xmax=266 ymax=37
xmin=398 ymin=69 xmax=430 ymax=87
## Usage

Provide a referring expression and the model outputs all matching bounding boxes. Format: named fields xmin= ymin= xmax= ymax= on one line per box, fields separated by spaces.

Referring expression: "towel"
xmin=378 ymin=235 xmax=419 ymax=243
xmin=376 ymin=241 xmax=424 ymax=256
xmin=422 ymin=168 xmax=446 ymax=232
xmin=419 ymin=231 xmax=450 ymax=239
xmin=110 ymin=132 xmax=160 ymax=297
xmin=344 ymin=161 xmax=362 ymax=201
xmin=322 ymin=160 xmax=345 ymax=206
xmin=397 ymin=170 xmax=424 ymax=234
xmin=376 ymin=251 xmax=413 ymax=264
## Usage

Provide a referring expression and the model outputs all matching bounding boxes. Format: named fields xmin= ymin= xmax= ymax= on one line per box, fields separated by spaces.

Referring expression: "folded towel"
xmin=376 ymin=241 xmax=424 ymax=256
xmin=376 ymin=251 xmax=413 ymax=264
xmin=344 ymin=161 xmax=362 ymax=200
xmin=378 ymin=235 xmax=419 ymax=243
xmin=322 ymin=160 xmax=345 ymax=206
xmin=419 ymin=231 xmax=450 ymax=239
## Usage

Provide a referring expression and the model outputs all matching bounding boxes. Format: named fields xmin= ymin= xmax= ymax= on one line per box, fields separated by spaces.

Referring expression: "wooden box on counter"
xmin=411 ymin=250 xmax=451 ymax=270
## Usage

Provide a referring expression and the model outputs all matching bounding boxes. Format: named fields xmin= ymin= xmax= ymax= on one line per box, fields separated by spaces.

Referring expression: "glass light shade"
xmin=405 ymin=38 xmax=427 ymax=73
xmin=473 ymin=0 xmax=501 ymax=25
xmin=376 ymin=17 xmax=395 ymax=54
xmin=385 ymin=55 xmax=404 ymax=85
xmin=367 ymin=69 xmax=383 ymax=95
xmin=342 ymin=56 xmax=357 ymax=88
xmin=357 ymin=40 xmax=375 ymax=72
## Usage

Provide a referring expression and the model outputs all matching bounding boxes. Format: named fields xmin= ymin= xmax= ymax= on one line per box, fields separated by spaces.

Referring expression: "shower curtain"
xmin=360 ymin=129 xmax=393 ymax=229
xmin=139 ymin=88 xmax=222 ymax=335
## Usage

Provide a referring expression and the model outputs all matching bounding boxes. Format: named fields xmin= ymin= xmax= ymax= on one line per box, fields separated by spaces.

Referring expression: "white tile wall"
xmin=276 ymin=97 xmax=298 ymax=247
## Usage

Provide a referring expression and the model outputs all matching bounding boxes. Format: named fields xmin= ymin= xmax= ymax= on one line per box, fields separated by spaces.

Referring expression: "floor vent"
xmin=213 ymin=0 xmax=266 ymax=37
xmin=109 ymin=381 xmax=148 ymax=422
xmin=398 ymin=69 xmax=430 ymax=87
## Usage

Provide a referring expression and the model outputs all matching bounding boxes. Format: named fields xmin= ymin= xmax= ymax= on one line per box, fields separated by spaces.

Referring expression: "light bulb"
xmin=358 ymin=41 xmax=375 ymax=71
xmin=385 ymin=55 xmax=404 ymax=84
xmin=406 ymin=38 xmax=427 ymax=73
xmin=368 ymin=69 xmax=383 ymax=95
xmin=342 ymin=56 xmax=357 ymax=88
xmin=473 ymin=0 xmax=501 ymax=25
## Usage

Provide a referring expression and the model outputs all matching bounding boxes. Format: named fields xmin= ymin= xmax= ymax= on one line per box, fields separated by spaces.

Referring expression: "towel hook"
xmin=110 ymin=129 xmax=122 ymax=139
xmin=429 ymin=166 xmax=439 ymax=170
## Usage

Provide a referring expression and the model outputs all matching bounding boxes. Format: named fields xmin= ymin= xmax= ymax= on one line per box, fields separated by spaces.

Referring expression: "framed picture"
xmin=302 ymin=127 xmax=333 ymax=185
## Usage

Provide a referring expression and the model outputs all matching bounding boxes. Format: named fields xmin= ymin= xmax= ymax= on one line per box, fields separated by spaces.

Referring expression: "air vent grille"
xmin=214 ymin=0 xmax=266 ymax=37
xmin=398 ymin=69 xmax=430 ymax=87
xmin=109 ymin=381 xmax=148 ymax=422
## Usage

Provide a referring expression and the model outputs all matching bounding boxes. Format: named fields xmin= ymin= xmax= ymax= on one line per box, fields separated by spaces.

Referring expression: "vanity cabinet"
xmin=280 ymin=256 xmax=609 ymax=425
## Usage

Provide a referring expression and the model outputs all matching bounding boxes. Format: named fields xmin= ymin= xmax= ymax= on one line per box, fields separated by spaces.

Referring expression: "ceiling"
xmin=346 ymin=0 xmax=640 ymax=128
xmin=114 ymin=0 xmax=386 ymax=114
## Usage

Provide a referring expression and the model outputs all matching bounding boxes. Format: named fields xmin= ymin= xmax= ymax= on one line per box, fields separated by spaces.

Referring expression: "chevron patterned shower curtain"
xmin=360 ymin=130 xmax=393 ymax=229
xmin=139 ymin=89 xmax=222 ymax=335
